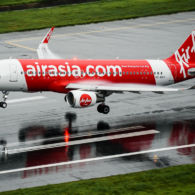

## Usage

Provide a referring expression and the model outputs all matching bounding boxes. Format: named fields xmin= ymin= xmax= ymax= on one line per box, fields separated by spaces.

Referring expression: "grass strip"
xmin=0 ymin=0 xmax=195 ymax=34
xmin=1 ymin=164 xmax=195 ymax=195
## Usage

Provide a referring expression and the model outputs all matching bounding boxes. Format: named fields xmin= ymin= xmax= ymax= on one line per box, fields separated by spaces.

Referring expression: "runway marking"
xmin=5 ymin=42 xmax=36 ymax=52
xmin=7 ymin=130 xmax=159 ymax=154
xmin=4 ymin=17 xmax=195 ymax=52
xmin=7 ymin=125 xmax=145 ymax=147
xmin=7 ymin=96 xmax=46 ymax=104
xmin=0 ymin=143 xmax=194 ymax=175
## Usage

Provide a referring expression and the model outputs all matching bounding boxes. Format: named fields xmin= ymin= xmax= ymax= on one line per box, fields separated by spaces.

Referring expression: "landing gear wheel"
xmin=102 ymin=105 xmax=110 ymax=114
xmin=97 ymin=104 xmax=110 ymax=114
xmin=0 ymin=91 xmax=9 ymax=109
xmin=97 ymin=104 xmax=104 ymax=113
xmin=0 ymin=102 xmax=7 ymax=109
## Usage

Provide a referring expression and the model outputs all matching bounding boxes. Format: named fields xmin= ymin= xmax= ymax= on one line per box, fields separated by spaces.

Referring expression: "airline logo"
xmin=175 ymin=31 xmax=195 ymax=78
xmin=80 ymin=94 xmax=92 ymax=107
xmin=25 ymin=62 xmax=122 ymax=78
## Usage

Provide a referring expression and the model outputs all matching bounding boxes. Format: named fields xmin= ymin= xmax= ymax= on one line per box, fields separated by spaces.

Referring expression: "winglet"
xmin=37 ymin=27 xmax=61 ymax=59
xmin=42 ymin=26 xmax=55 ymax=44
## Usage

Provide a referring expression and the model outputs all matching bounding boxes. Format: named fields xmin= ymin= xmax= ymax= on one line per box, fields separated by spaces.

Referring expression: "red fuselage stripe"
xmin=19 ymin=59 xmax=156 ymax=93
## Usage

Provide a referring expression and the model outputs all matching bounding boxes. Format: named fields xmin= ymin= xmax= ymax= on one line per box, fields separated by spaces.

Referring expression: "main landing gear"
xmin=97 ymin=103 xmax=110 ymax=114
xmin=0 ymin=91 xmax=8 ymax=109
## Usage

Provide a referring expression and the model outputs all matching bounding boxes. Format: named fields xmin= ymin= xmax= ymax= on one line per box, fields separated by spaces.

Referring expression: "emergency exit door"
xmin=9 ymin=63 xmax=18 ymax=82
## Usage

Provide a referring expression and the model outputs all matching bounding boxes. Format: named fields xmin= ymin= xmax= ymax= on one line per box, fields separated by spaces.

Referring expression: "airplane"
xmin=0 ymin=28 xmax=194 ymax=114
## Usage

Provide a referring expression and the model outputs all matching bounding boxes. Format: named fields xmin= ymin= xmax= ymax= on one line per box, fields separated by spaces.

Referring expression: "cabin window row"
xmin=21 ymin=71 xmax=163 ymax=75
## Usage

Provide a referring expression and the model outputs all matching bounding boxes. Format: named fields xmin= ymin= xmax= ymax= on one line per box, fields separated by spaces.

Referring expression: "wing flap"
xmin=66 ymin=83 xmax=186 ymax=92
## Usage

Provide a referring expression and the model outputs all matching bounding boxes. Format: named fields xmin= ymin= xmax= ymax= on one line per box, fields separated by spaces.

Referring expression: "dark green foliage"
xmin=0 ymin=0 xmax=97 ymax=6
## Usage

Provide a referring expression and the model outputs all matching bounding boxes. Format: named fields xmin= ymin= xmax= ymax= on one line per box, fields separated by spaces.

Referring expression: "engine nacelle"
xmin=65 ymin=90 xmax=101 ymax=108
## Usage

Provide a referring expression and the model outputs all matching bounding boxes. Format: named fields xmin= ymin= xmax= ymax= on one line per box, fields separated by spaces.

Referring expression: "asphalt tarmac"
xmin=0 ymin=11 xmax=194 ymax=192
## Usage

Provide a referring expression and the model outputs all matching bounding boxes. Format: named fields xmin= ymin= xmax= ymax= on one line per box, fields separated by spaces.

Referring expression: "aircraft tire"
xmin=0 ymin=102 xmax=7 ymax=109
xmin=97 ymin=104 xmax=103 ymax=113
xmin=102 ymin=105 xmax=110 ymax=114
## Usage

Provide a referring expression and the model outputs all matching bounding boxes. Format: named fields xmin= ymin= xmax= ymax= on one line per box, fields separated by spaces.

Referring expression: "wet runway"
xmin=0 ymin=11 xmax=195 ymax=191
xmin=0 ymin=110 xmax=194 ymax=191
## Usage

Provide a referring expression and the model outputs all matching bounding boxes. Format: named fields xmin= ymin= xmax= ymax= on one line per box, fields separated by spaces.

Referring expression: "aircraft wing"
xmin=37 ymin=27 xmax=61 ymax=59
xmin=66 ymin=83 xmax=187 ymax=93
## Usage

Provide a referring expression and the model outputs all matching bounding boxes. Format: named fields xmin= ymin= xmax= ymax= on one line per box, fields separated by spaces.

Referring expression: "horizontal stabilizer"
xmin=188 ymin=68 xmax=195 ymax=76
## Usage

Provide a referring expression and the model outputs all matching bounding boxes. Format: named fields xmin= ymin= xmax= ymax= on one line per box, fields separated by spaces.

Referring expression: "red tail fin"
xmin=166 ymin=30 xmax=195 ymax=78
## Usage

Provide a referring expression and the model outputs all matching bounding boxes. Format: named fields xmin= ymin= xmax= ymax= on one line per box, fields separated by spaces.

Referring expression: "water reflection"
xmin=18 ymin=112 xmax=78 ymax=144
xmin=169 ymin=121 xmax=195 ymax=160
xmin=0 ymin=112 xmax=194 ymax=178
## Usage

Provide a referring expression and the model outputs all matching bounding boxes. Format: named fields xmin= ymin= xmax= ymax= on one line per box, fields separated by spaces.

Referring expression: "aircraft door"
xmin=9 ymin=63 xmax=18 ymax=82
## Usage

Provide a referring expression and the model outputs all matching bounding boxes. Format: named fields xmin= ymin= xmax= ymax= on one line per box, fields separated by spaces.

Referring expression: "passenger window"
xmin=137 ymin=72 xmax=139 ymax=75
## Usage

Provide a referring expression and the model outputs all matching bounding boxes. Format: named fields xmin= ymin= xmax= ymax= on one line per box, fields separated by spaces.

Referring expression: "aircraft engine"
xmin=65 ymin=90 xmax=104 ymax=108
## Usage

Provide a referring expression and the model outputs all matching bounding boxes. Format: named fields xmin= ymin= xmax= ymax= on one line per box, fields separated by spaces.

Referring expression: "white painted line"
xmin=1 ymin=143 xmax=195 ymax=175
xmin=7 ymin=130 xmax=159 ymax=154
xmin=7 ymin=125 xmax=145 ymax=147
xmin=7 ymin=96 xmax=47 ymax=104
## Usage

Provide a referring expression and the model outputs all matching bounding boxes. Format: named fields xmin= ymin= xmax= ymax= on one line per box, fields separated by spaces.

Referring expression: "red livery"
xmin=0 ymin=28 xmax=194 ymax=114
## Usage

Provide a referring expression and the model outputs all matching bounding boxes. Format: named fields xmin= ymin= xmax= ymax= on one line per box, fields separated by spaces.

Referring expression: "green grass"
xmin=0 ymin=0 xmax=195 ymax=34
xmin=1 ymin=164 xmax=195 ymax=195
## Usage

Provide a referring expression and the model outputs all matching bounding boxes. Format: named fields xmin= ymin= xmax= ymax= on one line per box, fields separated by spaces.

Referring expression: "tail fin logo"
xmin=175 ymin=31 xmax=195 ymax=78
